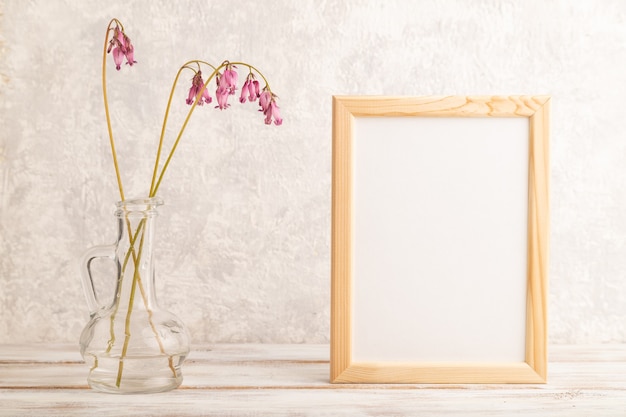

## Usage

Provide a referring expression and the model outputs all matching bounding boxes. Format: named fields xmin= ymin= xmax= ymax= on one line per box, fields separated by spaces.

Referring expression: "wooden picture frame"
xmin=331 ymin=96 xmax=550 ymax=384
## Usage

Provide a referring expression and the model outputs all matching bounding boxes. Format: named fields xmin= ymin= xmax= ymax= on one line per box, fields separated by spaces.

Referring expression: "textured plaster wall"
xmin=0 ymin=0 xmax=625 ymax=344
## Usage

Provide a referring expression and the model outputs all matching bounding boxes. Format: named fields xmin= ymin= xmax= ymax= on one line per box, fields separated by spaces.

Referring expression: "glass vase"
xmin=79 ymin=197 xmax=190 ymax=394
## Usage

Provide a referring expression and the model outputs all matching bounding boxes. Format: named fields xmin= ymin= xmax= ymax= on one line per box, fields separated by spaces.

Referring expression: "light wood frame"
xmin=331 ymin=96 xmax=550 ymax=384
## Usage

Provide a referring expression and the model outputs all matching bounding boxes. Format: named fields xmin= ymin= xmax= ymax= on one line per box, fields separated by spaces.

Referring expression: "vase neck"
xmin=114 ymin=197 xmax=163 ymax=311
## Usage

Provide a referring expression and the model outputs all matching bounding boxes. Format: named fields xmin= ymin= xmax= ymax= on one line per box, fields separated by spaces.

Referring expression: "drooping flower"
xmin=239 ymin=73 xmax=260 ymax=103
xmin=222 ymin=66 xmax=238 ymax=95
xmin=214 ymin=63 xmax=237 ymax=109
xmin=107 ymin=26 xmax=136 ymax=70
xmin=264 ymin=100 xmax=283 ymax=126
xmin=186 ymin=71 xmax=212 ymax=105
xmin=214 ymin=73 xmax=230 ymax=110
xmin=248 ymin=79 xmax=260 ymax=102
xmin=216 ymin=86 xmax=230 ymax=109
xmin=239 ymin=79 xmax=251 ymax=103
xmin=258 ymin=90 xmax=272 ymax=113
xmin=122 ymin=33 xmax=136 ymax=67
xmin=107 ymin=27 xmax=124 ymax=70
xmin=258 ymin=90 xmax=282 ymax=126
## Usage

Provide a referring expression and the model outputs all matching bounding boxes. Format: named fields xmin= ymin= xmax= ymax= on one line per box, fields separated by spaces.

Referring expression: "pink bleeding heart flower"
xmin=239 ymin=79 xmax=251 ymax=103
xmin=222 ymin=66 xmax=238 ymax=95
xmin=248 ymin=80 xmax=260 ymax=102
xmin=258 ymin=90 xmax=282 ymax=126
xmin=264 ymin=100 xmax=283 ymax=126
xmin=216 ymin=86 xmax=230 ymax=109
xmin=259 ymin=90 xmax=272 ymax=113
xmin=214 ymin=73 xmax=231 ymax=110
xmin=186 ymin=71 xmax=212 ymax=105
xmin=107 ymin=26 xmax=136 ymax=70
xmin=122 ymin=33 xmax=136 ymax=67
xmin=240 ymin=73 xmax=260 ymax=103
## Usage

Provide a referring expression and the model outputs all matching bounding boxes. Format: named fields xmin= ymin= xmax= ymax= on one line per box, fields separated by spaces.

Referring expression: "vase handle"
xmin=80 ymin=244 xmax=117 ymax=315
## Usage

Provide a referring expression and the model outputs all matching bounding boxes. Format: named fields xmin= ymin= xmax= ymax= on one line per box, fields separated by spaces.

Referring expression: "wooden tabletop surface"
xmin=1 ymin=344 xmax=625 ymax=416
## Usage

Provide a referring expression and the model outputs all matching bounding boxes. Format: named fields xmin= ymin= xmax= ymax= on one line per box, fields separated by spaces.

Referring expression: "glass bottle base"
xmin=85 ymin=353 xmax=185 ymax=394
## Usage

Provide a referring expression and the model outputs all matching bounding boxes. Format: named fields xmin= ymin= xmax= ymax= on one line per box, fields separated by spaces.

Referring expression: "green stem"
xmin=228 ymin=61 xmax=272 ymax=90
xmin=106 ymin=219 xmax=144 ymax=353
xmin=148 ymin=59 xmax=211 ymax=193
xmin=148 ymin=60 xmax=221 ymax=197
xmin=109 ymin=218 xmax=177 ymax=383
xmin=149 ymin=60 xmax=274 ymax=198
xmin=148 ymin=64 xmax=188 ymax=195
xmin=115 ymin=219 xmax=146 ymax=387
xmin=149 ymin=63 xmax=223 ymax=197
xmin=103 ymin=18 xmax=126 ymax=201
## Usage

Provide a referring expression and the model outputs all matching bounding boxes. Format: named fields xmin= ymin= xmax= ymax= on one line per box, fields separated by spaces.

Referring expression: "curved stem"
xmin=148 ymin=60 xmax=275 ymax=198
xmin=112 ymin=18 xmax=124 ymax=31
xmin=195 ymin=60 xmax=219 ymax=72
xmin=148 ymin=60 xmax=221 ymax=196
xmin=149 ymin=65 xmax=188 ymax=195
xmin=103 ymin=19 xmax=125 ymax=201
xmin=149 ymin=62 xmax=225 ymax=197
xmin=229 ymin=61 xmax=272 ymax=91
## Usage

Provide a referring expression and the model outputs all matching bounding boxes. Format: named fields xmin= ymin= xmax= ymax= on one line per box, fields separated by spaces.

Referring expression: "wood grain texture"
xmin=330 ymin=96 xmax=353 ymax=382
xmin=333 ymin=362 xmax=545 ymax=384
xmin=1 ymin=344 xmax=625 ymax=416
xmin=330 ymin=96 xmax=550 ymax=383
xmin=526 ymin=98 xmax=551 ymax=381
xmin=334 ymin=95 xmax=550 ymax=117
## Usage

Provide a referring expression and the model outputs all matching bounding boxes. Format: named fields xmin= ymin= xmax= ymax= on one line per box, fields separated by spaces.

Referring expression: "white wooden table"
xmin=1 ymin=344 xmax=625 ymax=416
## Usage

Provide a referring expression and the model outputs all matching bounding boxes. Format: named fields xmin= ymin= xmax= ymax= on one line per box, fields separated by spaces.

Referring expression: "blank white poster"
xmin=352 ymin=116 xmax=529 ymax=363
